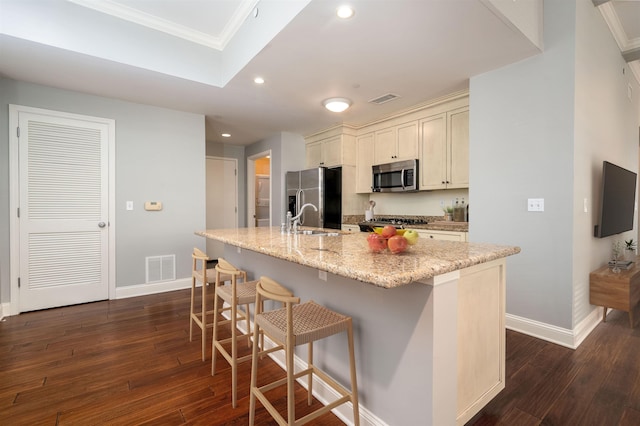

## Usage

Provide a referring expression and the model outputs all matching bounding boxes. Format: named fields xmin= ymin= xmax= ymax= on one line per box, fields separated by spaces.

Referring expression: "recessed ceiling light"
xmin=221 ymin=133 xmax=231 ymax=138
xmin=323 ymin=98 xmax=352 ymax=113
xmin=337 ymin=5 xmax=355 ymax=19
xmin=254 ymin=77 xmax=265 ymax=84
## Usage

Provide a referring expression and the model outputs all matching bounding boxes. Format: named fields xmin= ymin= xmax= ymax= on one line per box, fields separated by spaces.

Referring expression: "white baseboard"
xmin=506 ymin=307 xmax=602 ymax=350
xmin=0 ymin=303 xmax=10 ymax=321
xmin=115 ymin=278 xmax=192 ymax=299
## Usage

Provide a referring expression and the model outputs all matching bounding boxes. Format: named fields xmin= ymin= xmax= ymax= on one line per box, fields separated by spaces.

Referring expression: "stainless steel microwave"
xmin=372 ymin=159 xmax=418 ymax=192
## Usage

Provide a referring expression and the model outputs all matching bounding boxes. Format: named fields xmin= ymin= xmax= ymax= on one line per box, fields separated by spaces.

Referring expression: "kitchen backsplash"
xmin=367 ymin=189 xmax=469 ymax=217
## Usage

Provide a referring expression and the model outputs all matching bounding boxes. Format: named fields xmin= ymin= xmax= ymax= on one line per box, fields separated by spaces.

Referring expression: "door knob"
xmin=98 ymin=222 xmax=106 ymax=228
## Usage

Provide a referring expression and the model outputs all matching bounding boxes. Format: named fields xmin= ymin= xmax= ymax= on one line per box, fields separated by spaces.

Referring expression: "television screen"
xmin=595 ymin=161 xmax=637 ymax=238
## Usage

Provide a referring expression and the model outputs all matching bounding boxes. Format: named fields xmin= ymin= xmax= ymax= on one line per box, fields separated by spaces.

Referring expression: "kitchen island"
xmin=196 ymin=227 xmax=519 ymax=425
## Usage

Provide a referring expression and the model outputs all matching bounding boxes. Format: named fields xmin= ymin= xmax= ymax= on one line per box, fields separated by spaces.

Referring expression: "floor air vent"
xmin=146 ymin=255 xmax=176 ymax=283
xmin=368 ymin=93 xmax=400 ymax=105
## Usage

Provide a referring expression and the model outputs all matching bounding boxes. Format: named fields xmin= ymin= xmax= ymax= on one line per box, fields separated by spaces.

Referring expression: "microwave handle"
xmin=400 ymin=168 xmax=406 ymax=190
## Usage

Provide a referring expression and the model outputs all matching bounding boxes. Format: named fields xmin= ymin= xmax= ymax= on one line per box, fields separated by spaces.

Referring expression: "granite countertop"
xmin=196 ymin=227 xmax=519 ymax=289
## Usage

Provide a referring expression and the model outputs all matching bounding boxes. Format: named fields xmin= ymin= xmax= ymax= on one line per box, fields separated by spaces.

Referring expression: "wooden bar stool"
xmin=189 ymin=248 xmax=246 ymax=361
xmin=249 ymin=276 xmax=360 ymax=426
xmin=211 ymin=258 xmax=261 ymax=408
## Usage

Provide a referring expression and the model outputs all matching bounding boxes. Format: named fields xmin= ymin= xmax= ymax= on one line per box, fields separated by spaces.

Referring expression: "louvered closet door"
xmin=19 ymin=111 xmax=109 ymax=312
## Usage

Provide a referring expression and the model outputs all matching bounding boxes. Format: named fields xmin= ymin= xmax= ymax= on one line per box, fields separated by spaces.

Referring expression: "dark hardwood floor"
xmin=0 ymin=288 xmax=343 ymax=425
xmin=1 ymin=288 xmax=639 ymax=425
xmin=468 ymin=303 xmax=640 ymax=426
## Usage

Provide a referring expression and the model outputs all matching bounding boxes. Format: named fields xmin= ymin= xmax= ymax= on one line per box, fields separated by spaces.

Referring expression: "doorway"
xmin=9 ymin=105 xmax=115 ymax=314
xmin=205 ymin=156 xmax=238 ymax=258
xmin=247 ymin=151 xmax=272 ymax=228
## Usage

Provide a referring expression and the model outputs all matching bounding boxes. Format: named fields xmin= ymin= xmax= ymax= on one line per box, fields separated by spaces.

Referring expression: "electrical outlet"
xmin=126 ymin=201 xmax=133 ymax=211
xmin=528 ymin=198 xmax=544 ymax=212
xmin=318 ymin=270 xmax=327 ymax=281
xmin=237 ymin=247 xmax=241 ymax=254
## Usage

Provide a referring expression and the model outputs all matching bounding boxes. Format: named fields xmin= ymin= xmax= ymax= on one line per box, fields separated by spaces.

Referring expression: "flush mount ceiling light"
xmin=337 ymin=5 xmax=355 ymax=19
xmin=323 ymin=97 xmax=352 ymax=113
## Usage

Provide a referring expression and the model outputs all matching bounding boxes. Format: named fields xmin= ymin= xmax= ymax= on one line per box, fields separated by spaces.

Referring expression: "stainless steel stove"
xmin=357 ymin=217 xmax=427 ymax=232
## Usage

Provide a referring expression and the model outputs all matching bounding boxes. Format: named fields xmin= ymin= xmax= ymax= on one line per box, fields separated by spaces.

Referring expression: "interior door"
xmin=17 ymin=109 xmax=111 ymax=312
xmin=206 ymin=157 xmax=238 ymax=258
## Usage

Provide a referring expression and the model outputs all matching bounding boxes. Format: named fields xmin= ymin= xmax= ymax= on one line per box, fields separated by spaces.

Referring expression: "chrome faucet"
xmin=290 ymin=203 xmax=317 ymax=233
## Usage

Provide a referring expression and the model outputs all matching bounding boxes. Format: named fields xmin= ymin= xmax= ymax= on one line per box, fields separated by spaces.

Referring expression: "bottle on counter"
xmin=453 ymin=198 xmax=465 ymax=222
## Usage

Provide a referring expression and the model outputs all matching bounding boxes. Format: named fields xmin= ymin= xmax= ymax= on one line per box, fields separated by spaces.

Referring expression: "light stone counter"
xmin=195 ymin=226 xmax=519 ymax=289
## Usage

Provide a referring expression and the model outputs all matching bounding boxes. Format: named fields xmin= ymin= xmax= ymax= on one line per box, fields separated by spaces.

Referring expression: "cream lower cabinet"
xmin=416 ymin=229 xmax=467 ymax=242
xmin=420 ymin=106 xmax=469 ymax=190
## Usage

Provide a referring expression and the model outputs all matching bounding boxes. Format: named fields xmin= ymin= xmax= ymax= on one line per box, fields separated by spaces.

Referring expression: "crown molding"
xmin=67 ymin=0 xmax=258 ymax=51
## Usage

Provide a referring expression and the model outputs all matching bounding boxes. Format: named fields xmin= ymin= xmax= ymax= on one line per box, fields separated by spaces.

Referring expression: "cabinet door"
xmin=419 ymin=113 xmax=447 ymax=190
xmin=448 ymin=107 xmax=469 ymax=189
xmin=396 ymin=121 xmax=418 ymax=161
xmin=356 ymin=133 xmax=375 ymax=193
xmin=341 ymin=224 xmax=360 ymax=232
xmin=373 ymin=128 xmax=395 ymax=164
xmin=306 ymin=141 xmax=323 ymax=168
xmin=416 ymin=230 xmax=466 ymax=241
xmin=322 ymin=136 xmax=343 ymax=168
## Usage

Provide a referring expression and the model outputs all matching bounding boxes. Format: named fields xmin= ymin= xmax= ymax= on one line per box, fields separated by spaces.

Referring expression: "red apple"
xmin=367 ymin=233 xmax=388 ymax=253
xmin=381 ymin=225 xmax=397 ymax=239
xmin=388 ymin=235 xmax=408 ymax=254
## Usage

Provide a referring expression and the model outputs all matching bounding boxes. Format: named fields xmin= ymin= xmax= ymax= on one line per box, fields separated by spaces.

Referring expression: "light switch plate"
xmin=528 ymin=198 xmax=544 ymax=212
xmin=126 ymin=201 xmax=133 ymax=211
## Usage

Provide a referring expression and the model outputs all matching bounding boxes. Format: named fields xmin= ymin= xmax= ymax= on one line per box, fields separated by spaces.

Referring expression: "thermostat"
xmin=144 ymin=201 xmax=163 ymax=211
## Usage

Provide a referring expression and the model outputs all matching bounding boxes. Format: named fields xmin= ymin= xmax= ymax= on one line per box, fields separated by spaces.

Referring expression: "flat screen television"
xmin=594 ymin=161 xmax=637 ymax=238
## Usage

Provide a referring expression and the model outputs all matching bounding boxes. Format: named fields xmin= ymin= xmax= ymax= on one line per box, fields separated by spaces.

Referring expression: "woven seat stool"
xmin=189 ymin=248 xmax=246 ymax=361
xmin=211 ymin=258 xmax=261 ymax=408
xmin=249 ymin=276 xmax=359 ymax=426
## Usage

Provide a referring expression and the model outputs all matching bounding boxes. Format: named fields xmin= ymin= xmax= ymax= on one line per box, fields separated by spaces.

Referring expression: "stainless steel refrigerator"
xmin=285 ymin=167 xmax=342 ymax=230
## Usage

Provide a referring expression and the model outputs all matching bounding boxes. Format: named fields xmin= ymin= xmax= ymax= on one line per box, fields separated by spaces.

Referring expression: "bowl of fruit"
xmin=367 ymin=225 xmax=419 ymax=254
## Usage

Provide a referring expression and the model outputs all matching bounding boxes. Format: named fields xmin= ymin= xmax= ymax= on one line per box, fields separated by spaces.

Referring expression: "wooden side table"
xmin=589 ymin=258 xmax=640 ymax=328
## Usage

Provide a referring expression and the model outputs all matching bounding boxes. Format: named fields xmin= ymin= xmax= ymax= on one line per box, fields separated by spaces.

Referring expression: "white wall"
xmin=0 ymin=78 xmax=206 ymax=304
xmin=573 ymin=0 xmax=640 ymax=326
xmin=469 ymin=0 xmax=640 ymax=334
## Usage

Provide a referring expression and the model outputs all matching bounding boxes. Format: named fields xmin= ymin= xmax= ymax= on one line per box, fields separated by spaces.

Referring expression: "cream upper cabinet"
xmin=448 ymin=107 xmax=469 ymax=188
xmin=373 ymin=121 xmax=418 ymax=165
xmin=420 ymin=106 xmax=469 ymax=190
xmin=356 ymin=133 xmax=375 ymax=193
xmin=305 ymin=134 xmax=355 ymax=168
xmin=306 ymin=140 xmax=324 ymax=168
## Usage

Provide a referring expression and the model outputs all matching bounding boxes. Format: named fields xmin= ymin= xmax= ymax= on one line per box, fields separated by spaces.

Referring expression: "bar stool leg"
xmin=287 ymin=338 xmax=295 ymax=425
xmin=211 ymin=285 xmax=220 ymax=376
xmin=307 ymin=342 xmax=313 ymax=406
xmin=231 ymin=291 xmax=238 ymax=408
xmin=189 ymin=276 xmax=196 ymax=342
xmin=249 ymin=321 xmax=261 ymax=426
xmin=201 ymin=282 xmax=207 ymax=361
xmin=347 ymin=320 xmax=360 ymax=426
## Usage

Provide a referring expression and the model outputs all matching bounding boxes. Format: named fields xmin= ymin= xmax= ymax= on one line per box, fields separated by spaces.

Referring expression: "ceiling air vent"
xmin=368 ymin=93 xmax=400 ymax=105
